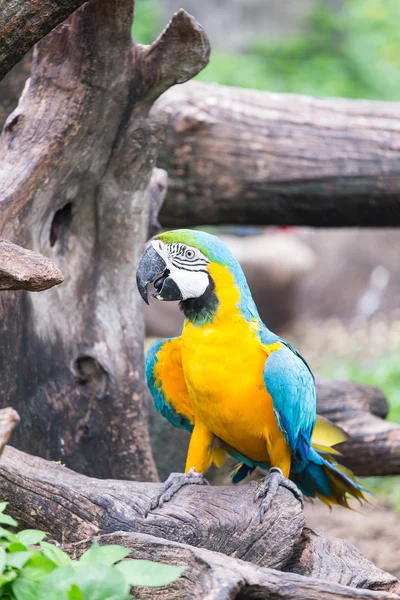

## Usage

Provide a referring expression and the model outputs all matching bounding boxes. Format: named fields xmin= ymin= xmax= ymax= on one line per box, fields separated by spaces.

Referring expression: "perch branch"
xmin=0 ymin=0 xmax=88 ymax=81
xmin=0 ymin=238 xmax=63 ymax=291
xmin=68 ymin=532 xmax=400 ymax=600
xmin=152 ymin=81 xmax=400 ymax=227
xmin=0 ymin=446 xmax=398 ymax=595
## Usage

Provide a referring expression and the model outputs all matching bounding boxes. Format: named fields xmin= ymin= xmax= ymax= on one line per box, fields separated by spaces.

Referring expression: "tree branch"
xmin=0 ymin=446 xmax=398 ymax=597
xmin=68 ymin=532 xmax=400 ymax=600
xmin=0 ymin=238 xmax=63 ymax=291
xmin=0 ymin=0 xmax=88 ymax=81
xmin=316 ymin=378 xmax=400 ymax=476
xmin=152 ymin=81 xmax=400 ymax=227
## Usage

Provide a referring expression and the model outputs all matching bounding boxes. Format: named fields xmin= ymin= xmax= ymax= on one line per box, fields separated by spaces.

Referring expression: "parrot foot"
xmin=254 ymin=467 xmax=303 ymax=522
xmin=144 ymin=468 xmax=209 ymax=517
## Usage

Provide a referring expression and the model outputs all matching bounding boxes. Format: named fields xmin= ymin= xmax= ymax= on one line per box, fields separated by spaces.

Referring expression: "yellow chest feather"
xmin=180 ymin=263 xmax=284 ymax=462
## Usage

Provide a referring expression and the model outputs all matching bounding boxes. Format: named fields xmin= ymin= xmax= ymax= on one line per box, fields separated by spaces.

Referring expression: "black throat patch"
xmin=179 ymin=276 xmax=219 ymax=326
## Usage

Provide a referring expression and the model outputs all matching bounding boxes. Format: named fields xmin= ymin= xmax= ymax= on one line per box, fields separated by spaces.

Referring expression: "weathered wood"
xmin=316 ymin=378 xmax=400 ymax=476
xmin=0 ymin=446 xmax=398 ymax=597
xmin=68 ymin=532 xmax=400 ymax=600
xmin=0 ymin=1 xmax=209 ymax=480
xmin=316 ymin=378 xmax=389 ymax=421
xmin=153 ymin=81 xmax=400 ymax=227
xmin=0 ymin=0 xmax=88 ymax=81
xmin=0 ymin=238 xmax=63 ymax=291
xmin=0 ymin=408 xmax=19 ymax=455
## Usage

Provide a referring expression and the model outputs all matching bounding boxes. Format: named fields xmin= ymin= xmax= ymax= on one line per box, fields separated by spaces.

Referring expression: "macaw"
xmin=136 ymin=229 xmax=366 ymax=519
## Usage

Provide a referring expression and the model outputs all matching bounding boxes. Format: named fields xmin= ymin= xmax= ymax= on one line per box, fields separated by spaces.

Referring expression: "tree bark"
xmin=315 ymin=378 xmax=400 ymax=476
xmin=0 ymin=408 xmax=19 ymax=455
xmin=0 ymin=1 xmax=210 ymax=480
xmin=0 ymin=0 xmax=90 ymax=81
xmin=0 ymin=446 xmax=398 ymax=598
xmin=70 ymin=532 xmax=400 ymax=600
xmin=153 ymin=81 xmax=400 ymax=228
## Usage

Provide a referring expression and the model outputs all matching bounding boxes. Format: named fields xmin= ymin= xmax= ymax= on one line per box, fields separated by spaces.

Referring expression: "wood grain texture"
xmin=0 ymin=446 xmax=398 ymax=597
xmin=68 ymin=532 xmax=400 ymax=600
xmin=316 ymin=378 xmax=400 ymax=476
xmin=0 ymin=1 xmax=209 ymax=480
xmin=0 ymin=0 xmax=88 ymax=81
xmin=153 ymin=81 xmax=400 ymax=227
xmin=0 ymin=238 xmax=63 ymax=291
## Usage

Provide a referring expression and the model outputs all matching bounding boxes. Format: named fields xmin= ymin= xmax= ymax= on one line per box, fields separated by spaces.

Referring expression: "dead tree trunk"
xmin=0 ymin=0 xmax=210 ymax=480
xmin=153 ymin=81 xmax=400 ymax=227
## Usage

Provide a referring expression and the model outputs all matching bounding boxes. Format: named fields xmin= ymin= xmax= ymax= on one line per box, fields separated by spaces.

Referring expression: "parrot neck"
xmin=180 ymin=276 xmax=219 ymax=326
xmin=180 ymin=262 xmax=261 ymax=328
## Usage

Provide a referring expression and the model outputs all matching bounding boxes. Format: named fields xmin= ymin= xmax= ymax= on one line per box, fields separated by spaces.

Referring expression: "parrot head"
xmin=136 ymin=229 xmax=223 ymax=304
xmin=136 ymin=229 xmax=258 ymax=324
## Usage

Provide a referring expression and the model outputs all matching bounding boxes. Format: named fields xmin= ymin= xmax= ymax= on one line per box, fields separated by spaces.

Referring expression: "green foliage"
xmin=132 ymin=0 xmax=161 ymax=45
xmin=320 ymin=350 xmax=400 ymax=511
xmin=0 ymin=504 xmax=185 ymax=600
xmin=196 ymin=0 xmax=400 ymax=100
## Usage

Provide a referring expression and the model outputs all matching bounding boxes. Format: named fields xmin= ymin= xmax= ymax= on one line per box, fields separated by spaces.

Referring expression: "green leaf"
xmin=72 ymin=564 xmax=130 ymax=600
xmin=0 ymin=527 xmax=18 ymax=542
xmin=39 ymin=563 xmax=130 ymax=600
xmin=67 ymin=584 xmax=84 ymax=600
xmin=16 ymin=530 xmax=47 ymax=547
xmin=21 ymin=553 xmax=58 ymax=583
xmin=37 ymin=565 xmax=76 ymax=599
xmin=0 ymin=547 xmax=6 ymax=575
xmin=79 ymin=543 xmax=131 ymax=566
xmin=11 ymin=577 xmax=39 ymax=600
xmin=40 ymin=542 xmax=72 ymax=567
xmin=0 ymin=568 xmax=17 ymax=586
xmin=0 ymin=503 xmax=8 ymax=514
xmin=0 ymin=514 xmax=18 ymax=528
xmin=6 ymin=551 xmax=34 ymax=570
xmin=116 ymin=560 xmax=186 ymax=587
xmin=8 ymin=542 xmax=28 ymax=552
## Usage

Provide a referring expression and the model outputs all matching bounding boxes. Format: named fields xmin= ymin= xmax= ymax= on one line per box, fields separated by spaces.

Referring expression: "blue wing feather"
xmin=263 ymin=342 xmax=316 ymax=471
xmin=146 ymin=338 xmax=193 ymax=432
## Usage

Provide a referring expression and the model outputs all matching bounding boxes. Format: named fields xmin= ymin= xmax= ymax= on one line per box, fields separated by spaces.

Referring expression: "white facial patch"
xmin=151 ymin=240 xmax=210 ymax=301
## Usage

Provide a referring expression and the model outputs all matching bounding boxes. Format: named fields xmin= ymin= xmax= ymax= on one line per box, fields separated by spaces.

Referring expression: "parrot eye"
xmin=185 ymin=249 xmax=195 ymax=259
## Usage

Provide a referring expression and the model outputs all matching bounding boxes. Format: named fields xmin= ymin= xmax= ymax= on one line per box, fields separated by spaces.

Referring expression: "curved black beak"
xmin=136 ymin=246 xmax=167 ymax=305
xmin=136 ymin=245 xmax=183 ymax=304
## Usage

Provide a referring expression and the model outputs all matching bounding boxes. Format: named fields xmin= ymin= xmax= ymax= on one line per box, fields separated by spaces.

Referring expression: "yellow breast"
xmin=181 ymin=262 xmax=287 ymax=464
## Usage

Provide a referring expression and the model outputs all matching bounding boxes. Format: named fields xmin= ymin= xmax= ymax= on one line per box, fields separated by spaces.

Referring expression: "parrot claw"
xmin=143 ymin=468 xmax=209 ymax=517
xmin=255 ymin=467 xmax=303 ymax=522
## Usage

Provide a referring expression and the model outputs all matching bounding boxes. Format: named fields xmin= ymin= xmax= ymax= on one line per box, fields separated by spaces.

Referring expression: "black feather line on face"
xmin=179 ymin=275 xmax=219 ymax=325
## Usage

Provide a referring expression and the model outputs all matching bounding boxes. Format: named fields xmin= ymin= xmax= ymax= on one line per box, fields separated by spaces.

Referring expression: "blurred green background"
xmin=133 ymin=0 xmax=400 ymax=100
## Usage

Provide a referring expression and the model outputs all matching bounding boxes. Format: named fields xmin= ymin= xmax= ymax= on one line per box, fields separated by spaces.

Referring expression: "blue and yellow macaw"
xmin=136 ymin=229 xmax=366 ymax=519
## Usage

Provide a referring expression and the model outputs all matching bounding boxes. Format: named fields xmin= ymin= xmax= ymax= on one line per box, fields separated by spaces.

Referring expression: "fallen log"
xmin=0 ymin=238 xmax=63 ymax=291
xmin=0 ymin=0 xmax=88 ymax=81
xmin=0 ymin=446 xmax=398 ymax=598
xmin=153 ymin=81 xmax=400 ymax=228
xmin=316 ymin=378 xmax=400 ymax=476
xmin=68 ymin=532 xmax=400 ymax=600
